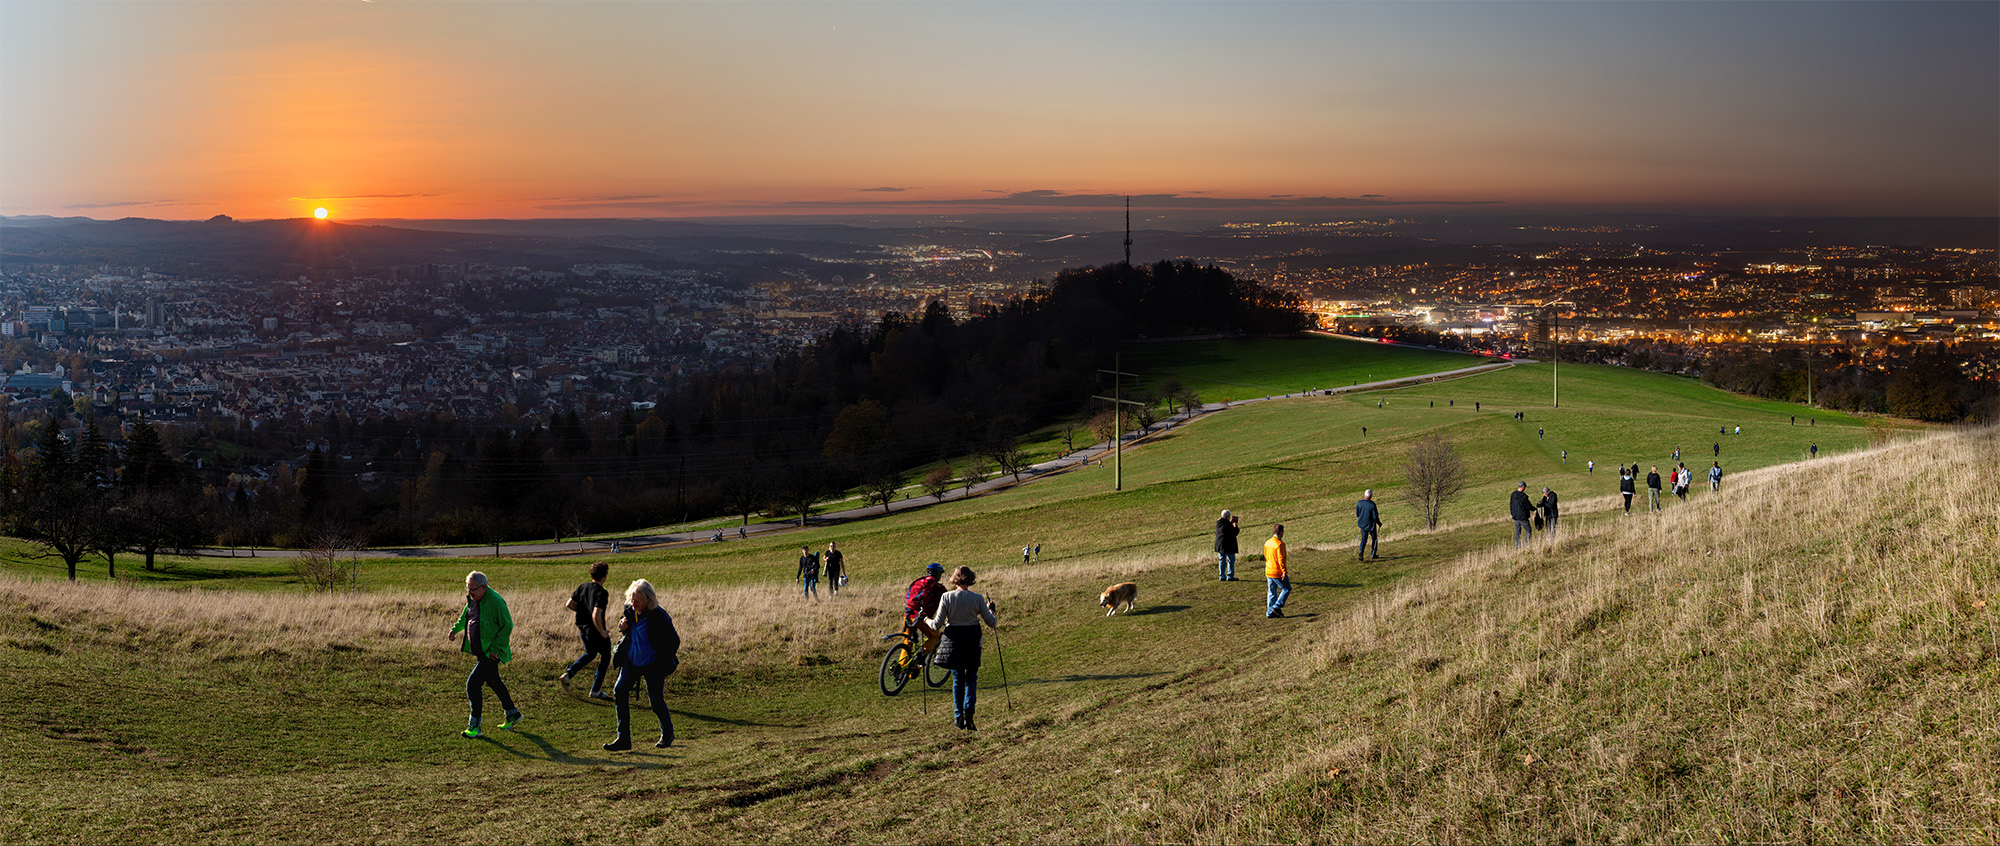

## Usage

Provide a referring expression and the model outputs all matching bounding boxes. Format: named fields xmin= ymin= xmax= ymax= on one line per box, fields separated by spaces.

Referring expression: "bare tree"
xmin=958 ymin=459 xmax=989 ymax=498
xmin=862 ymin=467 xmax=905 ymax=515
xmin=982 ymin=437 xmax=1028 ymax=483
xmin=922 ymin=465 xmax=955 ymax=501
xmin=1401 ymin=434 xmax=1467 ymax=530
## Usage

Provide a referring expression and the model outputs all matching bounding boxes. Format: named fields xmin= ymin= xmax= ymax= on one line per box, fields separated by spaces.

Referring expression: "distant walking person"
xmin=1810 ymin=442 xmax=1819 ymax=458
xmin=1022 ymin=545 xmax=1032 ymax=564
xmin=797 ymin=546 xmax=820 ymax=599
xmin=1713 ymin=442 xmax=1720 ymax=457
xmin=1356 ymin=490 xmax=1382 ymax=561
xmin=1510 ymin=482 xmax=1535 ymax=548
xmin=1674 ymin=462 xmax=1690 ymax=502
xmin=926 ymin=565 xmax=1000 ymax=731
xmin=603 ymin=579 xmax=680 ymax=751
xmin=1539 ymin=487 xmax=1560 ymax=531
xmin=1264 ymin=525 xmax=1291 ymax=618
xmin=1588 ymin=459 xmax=1595 ymax=474
xmin=1214 ymin=510 xmax=1240 ymax=581
xmin=1619 ymin=466 xmax=1635 ymax=514
xmin=560 ymin=561 xmax=614 ymax=701
xmin=449 ymin=571 xmax=520 ymax=739
xmin=1646 ymin=466 xmax=1663 ymax=512
xmin=823 ymin=541 xmax=845 ymax=597
xmin=1708 ymin=461 xmax=1722 ymax=493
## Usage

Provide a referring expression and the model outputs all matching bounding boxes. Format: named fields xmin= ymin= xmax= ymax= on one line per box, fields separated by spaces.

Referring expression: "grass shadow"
xmin=676 ymin=708 xmax=799 ymax=728
xmin=1125 ymin=604 xmax=1190 ymax=616
xmin=478 ymin=730 xmax=671 ymax=770
xmin=1011 ymin=671 xmax=1173 ymax=687
xmin=1293 ymin=582 xmax=1363 ymax=589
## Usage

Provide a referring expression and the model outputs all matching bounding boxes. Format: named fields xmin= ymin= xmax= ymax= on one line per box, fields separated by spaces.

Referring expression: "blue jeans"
xmin=952 ymin=666 xmax=979 ymax=722
xmin=802 ymin=577 xmax=818 ymax=598
xmin=1513 ymin=519 xmax=1533 ymax=547
xmin=613 ymin=662 xmax=674 ymax=742
xmin=563 ymin=625 xmax=611 ymax=692
xmin=1217 ymin=553 xmax=1236 ymax=580
xmin=1266 ymin=576 xmax=1290 ymax=615
xmin=1358 ymin=527 xmax=1378 ymax=559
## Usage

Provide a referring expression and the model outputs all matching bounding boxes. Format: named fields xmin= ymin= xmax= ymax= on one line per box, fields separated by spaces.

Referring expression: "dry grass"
xmin=1241 ymin=424 xmax=2000 ymax=843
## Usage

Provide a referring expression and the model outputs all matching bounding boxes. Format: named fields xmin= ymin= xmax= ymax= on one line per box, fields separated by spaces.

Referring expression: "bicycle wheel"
xmin=924 ymin=651 xmax=950 ymax=688
xmin=878 ymin=642 xmax=913 ymax=697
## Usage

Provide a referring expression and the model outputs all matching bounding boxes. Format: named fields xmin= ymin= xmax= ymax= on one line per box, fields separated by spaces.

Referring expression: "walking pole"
xmin=993 ymin=626 xmax=1012 ymax=712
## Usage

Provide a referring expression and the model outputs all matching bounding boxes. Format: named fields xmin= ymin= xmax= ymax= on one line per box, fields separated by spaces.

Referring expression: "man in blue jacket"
xmin=1356 ymin=490 xmax=1382 ymax=561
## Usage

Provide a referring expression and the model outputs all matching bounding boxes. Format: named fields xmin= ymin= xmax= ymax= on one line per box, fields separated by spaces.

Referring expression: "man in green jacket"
xmin=449 ymin=571 xmax=521 ymax=738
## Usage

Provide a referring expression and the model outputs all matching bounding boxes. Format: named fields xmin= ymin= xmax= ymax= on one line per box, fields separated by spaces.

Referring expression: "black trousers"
xmin=466 ymin=654 xmax=515 ymax=721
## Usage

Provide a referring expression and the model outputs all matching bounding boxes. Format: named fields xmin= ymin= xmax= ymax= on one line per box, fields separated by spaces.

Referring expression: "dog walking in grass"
xmin=1099 ymin=582 xmax=1138 ymax=616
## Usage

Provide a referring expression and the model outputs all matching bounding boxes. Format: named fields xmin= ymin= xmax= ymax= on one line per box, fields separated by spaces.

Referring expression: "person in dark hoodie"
xmin=603 ymin=578 xmax=681 ymax=751
xmin=1510 ymin=482 xmax=1535 ymax=548
xmin=1213 ymin=510 xmax=1240 ymax=581
xmin=1619 ymin=466 xmax=1636 ymax=515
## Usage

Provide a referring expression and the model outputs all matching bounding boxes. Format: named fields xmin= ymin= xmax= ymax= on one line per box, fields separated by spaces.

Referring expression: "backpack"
xmin=905 ymin=576 xmax=935 ymax=613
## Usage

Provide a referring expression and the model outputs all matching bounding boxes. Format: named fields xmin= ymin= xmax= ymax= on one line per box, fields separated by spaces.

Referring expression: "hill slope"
xmin=0 ymin=368 xmax=1984 ymax=844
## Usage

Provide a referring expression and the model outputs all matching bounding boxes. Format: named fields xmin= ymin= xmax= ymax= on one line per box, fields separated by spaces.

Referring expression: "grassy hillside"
xmin=1 ymin=359 xmax=1975 ymax=844
xmin=1123 ymin=334 xmax=1488 ymax=402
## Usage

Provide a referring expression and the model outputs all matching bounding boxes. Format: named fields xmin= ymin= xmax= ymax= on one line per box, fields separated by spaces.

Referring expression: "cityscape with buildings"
xmin=0 ymin=215 xmax=1995 ymax=431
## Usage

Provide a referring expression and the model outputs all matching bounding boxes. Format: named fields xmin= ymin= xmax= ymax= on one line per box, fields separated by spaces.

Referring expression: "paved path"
xmin=196 ymin=357 xmax=1515 ymax=560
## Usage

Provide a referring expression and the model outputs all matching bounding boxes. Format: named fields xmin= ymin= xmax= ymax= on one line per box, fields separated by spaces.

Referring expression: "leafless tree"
xmin=1401 ymin=434 xmax=1467 ymax=530
xmin=958 ymin=459 xmax=989 ymax=498
xmin=922 ymin=465 xmax=955 ymax=501
xmin=982 ymin=437 xmax=1028 ymax=483
xmin=862 ymin=467 xmax=905 ymax=515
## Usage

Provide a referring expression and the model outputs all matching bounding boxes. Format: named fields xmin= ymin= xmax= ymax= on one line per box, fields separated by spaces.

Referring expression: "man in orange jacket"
xmin=1264 ymin=524 xmax=1290 ymax=618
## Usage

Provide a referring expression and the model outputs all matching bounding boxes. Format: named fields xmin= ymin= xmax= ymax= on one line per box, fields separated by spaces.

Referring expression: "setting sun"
xmin=314 ymin=207 xmax=329 ymax=219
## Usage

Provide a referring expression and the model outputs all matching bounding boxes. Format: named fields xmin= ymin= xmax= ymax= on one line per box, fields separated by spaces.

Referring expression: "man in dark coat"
xmin=1356 ymin=490 xmax=1382 ymax=561
xmin=1510 ymin=481 xmax=1535 ymax=548
xmin=1539 ymin=487 xmax=1560 ymax=531
xmin=1646 ymin=466 xmax=1663 ymax=512
xmin=1213 ymin=510 xmax=1240 ymax=581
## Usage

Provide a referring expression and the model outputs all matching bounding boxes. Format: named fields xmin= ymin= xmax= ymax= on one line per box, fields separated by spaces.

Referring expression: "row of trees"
xmin=1 ymin=414 xmax=211 ymax=580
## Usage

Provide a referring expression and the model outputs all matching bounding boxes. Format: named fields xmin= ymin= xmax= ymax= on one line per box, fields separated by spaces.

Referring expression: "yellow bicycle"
xmin=878 ymin=619 xmax=949 ymax=696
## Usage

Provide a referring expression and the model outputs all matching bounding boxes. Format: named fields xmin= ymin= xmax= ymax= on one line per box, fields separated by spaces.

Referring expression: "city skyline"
xmin=2 ymin=1 xmax=1995 ymax=222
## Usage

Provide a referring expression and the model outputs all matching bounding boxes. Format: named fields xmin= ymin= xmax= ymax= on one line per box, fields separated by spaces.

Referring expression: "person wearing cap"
xmin=1509 ymin=482 xmax=1535 ymax=548
xmin=1213 ymin=509 xmax=1240 ymax=581
xmin=448 ymin=570 xmax=520 ymax=738
xmin=904 ymin=562 xmax=949 ymax=663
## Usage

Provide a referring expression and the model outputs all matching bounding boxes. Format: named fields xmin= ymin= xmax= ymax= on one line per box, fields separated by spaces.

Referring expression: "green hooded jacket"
xmin=450 ymin=587 xmax=513 ymax=663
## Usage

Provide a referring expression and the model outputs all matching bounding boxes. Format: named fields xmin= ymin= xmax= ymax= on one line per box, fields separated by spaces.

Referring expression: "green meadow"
xmin=5 ymin=345 xmax=1986 ymax=845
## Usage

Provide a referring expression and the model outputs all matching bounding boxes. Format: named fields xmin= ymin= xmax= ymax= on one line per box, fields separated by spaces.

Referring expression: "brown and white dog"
xmin=1099 ymin=582 xmax=1138 ymax=616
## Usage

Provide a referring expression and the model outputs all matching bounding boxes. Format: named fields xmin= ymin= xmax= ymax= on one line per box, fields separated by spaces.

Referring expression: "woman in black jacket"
xmin=604 ymin=578 xmax=681 ymax=751
xmin=1619 ymin=468 xmax=1635 ymax=514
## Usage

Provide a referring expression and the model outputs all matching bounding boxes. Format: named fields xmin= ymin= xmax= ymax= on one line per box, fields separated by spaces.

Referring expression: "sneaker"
xmin=557 ymin=674 xmax=572 ymax=692
xmin=462 ymin=725 xmax=482 ymax=739
xmin=498 ymin=709 xmax=522 ymax=730
xmin=1270 ymin=609 xmax=1285 ymax=618
xmin=656 ymin=730 xmax=674 ymax=748
xmin=602 ymin=736 xmax=631 ymax=752
xmin=590 ymin=690 xmax=614 ymax=702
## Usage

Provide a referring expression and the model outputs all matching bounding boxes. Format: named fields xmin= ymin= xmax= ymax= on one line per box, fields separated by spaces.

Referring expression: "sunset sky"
xmin=2 ymin=1 xmax=1994 ymax=222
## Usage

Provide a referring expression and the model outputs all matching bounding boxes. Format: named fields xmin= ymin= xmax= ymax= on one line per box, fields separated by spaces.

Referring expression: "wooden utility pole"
xmin=1094 ymin=352 xmax=1144 ymax=492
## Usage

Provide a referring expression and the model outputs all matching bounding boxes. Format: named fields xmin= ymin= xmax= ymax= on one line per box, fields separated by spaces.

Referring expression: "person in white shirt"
xmin=926 ymin=565 xmax=1000 ymax=731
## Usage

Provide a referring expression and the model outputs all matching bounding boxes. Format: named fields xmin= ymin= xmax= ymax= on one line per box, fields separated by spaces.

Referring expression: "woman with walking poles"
xmin=926 ymin=565 xmax=1000 ymax=731
xmin=604 ymin=578 xmax=681 ymax=751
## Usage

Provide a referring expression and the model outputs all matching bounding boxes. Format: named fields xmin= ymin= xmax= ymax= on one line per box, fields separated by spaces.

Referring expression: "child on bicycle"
xmin=905 ymin=562 xmax=947 ymax=664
